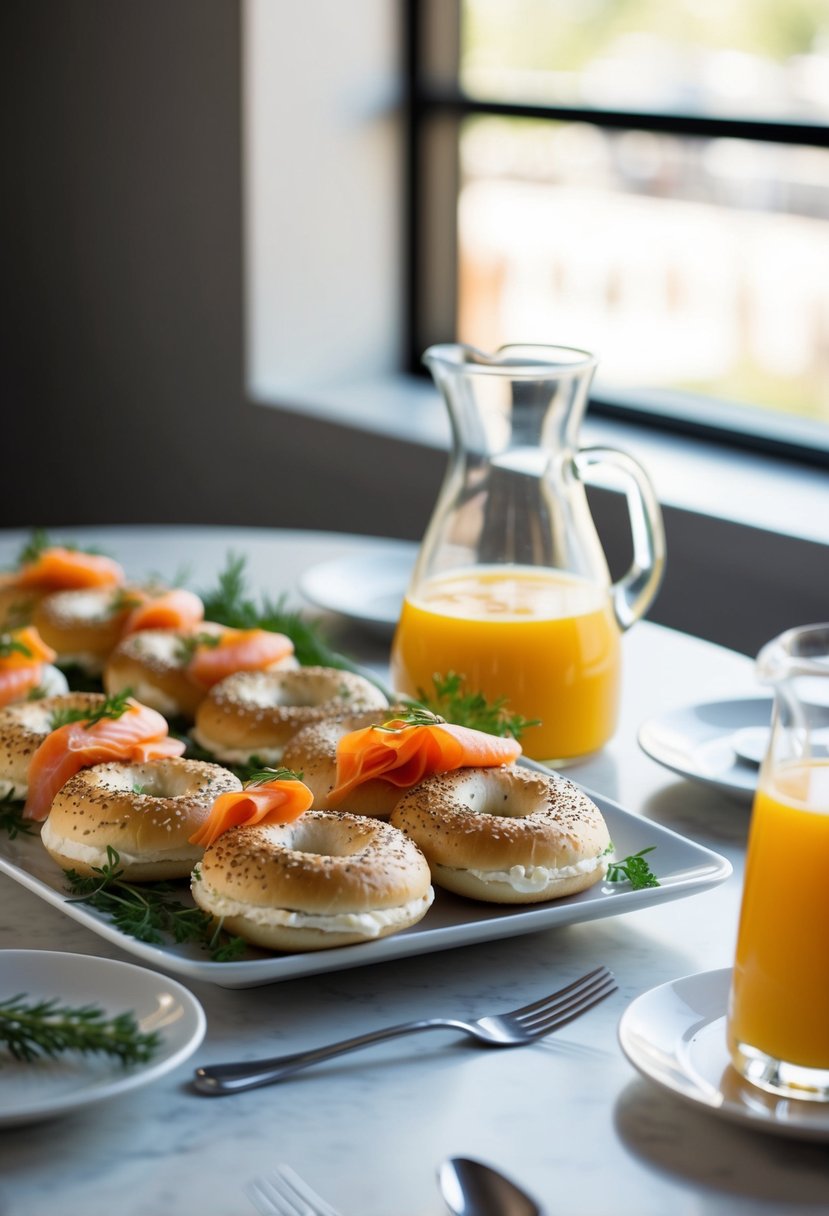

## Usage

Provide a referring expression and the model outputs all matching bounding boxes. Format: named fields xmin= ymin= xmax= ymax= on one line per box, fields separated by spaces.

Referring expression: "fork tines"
xmin=518 ymin=965 xmax=617 ymax=1032
xmin=245 ymin=1164 xmax=341 ymax=1216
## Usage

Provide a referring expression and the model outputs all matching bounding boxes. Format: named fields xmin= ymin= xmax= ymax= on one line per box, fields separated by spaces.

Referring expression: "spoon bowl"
xmin=438 ymin=1156 xmax=543 ymax=1216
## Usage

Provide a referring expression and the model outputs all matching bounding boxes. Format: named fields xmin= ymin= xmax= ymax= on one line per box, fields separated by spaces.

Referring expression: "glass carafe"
xmin=390 ymin=343 xmax=666 ymax=764
xmin=727 ymin=622 xmax=829 ymax=1101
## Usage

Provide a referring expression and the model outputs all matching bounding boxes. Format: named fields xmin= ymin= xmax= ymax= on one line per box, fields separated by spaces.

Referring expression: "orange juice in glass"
xmin=393 ymin=343 xmax=665 ymax=764
xmin=391 ymin=566 xmax=620 ymax=763
xmin=727 ymin=624 xmax=829 ymax=1101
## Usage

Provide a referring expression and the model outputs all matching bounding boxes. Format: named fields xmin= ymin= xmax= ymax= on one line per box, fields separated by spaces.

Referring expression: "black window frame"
xmin=403 ymin=0 xmax=829 ymax=469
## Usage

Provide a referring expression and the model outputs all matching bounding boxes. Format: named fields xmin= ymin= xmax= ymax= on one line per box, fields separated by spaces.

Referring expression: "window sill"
xmin=251 ymin=374 xmax=828 ymax=547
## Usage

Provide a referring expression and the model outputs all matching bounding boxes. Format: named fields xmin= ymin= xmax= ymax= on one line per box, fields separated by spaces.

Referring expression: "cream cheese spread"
xmin=197 ymin=887 xmax=435 ymax=937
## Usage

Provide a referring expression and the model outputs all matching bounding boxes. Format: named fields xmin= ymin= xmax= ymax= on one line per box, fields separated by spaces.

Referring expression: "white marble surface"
xmin=1 ymin=526 xmax=827 ymax=1216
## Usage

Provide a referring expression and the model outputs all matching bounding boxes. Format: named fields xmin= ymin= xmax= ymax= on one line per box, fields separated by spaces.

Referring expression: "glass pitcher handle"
xmin=575 ymin=446 xmax=666 ymax=631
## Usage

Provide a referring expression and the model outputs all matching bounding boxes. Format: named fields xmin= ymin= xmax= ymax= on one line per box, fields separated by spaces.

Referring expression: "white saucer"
xmin=618 ymin=967 xmax=829 ymax=1142
xmin=0 ymin=951 xmax=206 ymax=1127
xmin=298 ymin=544 xmax=417 ymax=637
xmin=637 ymin=697 xmax=775 ymax=801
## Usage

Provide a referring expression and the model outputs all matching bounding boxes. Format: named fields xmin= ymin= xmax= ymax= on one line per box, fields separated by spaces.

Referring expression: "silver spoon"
xmin=438 ymin=1156 xmax=544 ymax=1216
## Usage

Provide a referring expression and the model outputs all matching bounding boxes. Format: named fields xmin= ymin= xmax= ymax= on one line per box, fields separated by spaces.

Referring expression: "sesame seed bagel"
xmin=0 ymin=692 xmax=105 ymax=800
xmin=191 ymin=811 xmax=434 ymax=952
xmin=390 ymin=766 xmax=611 ymax=904
xmin=40 ymin=757 xmax=242 ymax=881
xmin=281 ymin=704 xmax=411 ymax=817
xmin=32 ymin=587 xmax=137 ymax=674
xmin=104 ymin=624 xmax=227 ymax=719
xmin=191 ymin=667 xmax=389 ymax=766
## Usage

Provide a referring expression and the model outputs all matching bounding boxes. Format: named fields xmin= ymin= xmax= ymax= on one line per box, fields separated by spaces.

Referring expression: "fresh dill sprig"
xmin=0 ymin=635 xmax=32 ymax=659
xmin=374 ymin=708 xmax=445 ymax=731
xmin=0 ymin=993 xmax=161 ymax=1067
xmin=242 ymin=766 xmax=304 ymax=786
xmin=606 ymin=846 xmax=660 ymax=890
xmin=198 ymin=552 xmax=362 ymax=673
xmin=49 ymin=689 xmax=134 ymax=731
xmin=63 ymin=846 xmax=246 ymax=962
xmin=26 ymin=684 xmax=49 ymax=701
xmin=414 ymin=672 xmax=539 ymax=740
xmin=0 ymin=790 xmax=36 ymax=839
xmin=15 ymin=529 xmax=51 ymax=568
xmin=174 ymin=631 xmax=222 ymax=665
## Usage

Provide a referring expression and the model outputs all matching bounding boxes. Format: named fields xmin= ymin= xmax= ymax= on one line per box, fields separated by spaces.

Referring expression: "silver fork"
xmin=245 ymin=1164 xmax=341 ymax=1216
xmin=194 ymin=964 xmax=616 ymax=1095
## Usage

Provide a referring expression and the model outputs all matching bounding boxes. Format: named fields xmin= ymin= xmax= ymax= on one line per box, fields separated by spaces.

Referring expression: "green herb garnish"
xmin=199 ymin=553 xmax=362 ymax=673
xmin=606 ymin=846 xmax=660 ymax=890
xmin=375 ymin=708 xmax=445 ymax=731
xmin=14 ymin=529 xmax=51 ymax=568
xmin=0 ymin=635 xmax=32 ymax=660
xmin=0 ymin=791 xmax=36 ymax=839
xmin=415 ymin=672 xmax=539 ymax=740
xmin=242 ymin=766 xmax=303 ymax=787
xmin=0 ymin=993 xmax=161 ymax=1066
xmin=174 ymin=631 xmax=221 ymax=665
xmin=49 ymin=689 xmax=133 ymax=731
xmin=63 ymin=846 xmax=246 ymax=962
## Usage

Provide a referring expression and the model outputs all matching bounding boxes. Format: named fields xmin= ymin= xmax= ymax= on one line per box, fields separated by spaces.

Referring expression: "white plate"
xmin=0 ymin=779 xmax=731 ymax=989
xmin=618 ymin=968 xmax=829 ymax=1142
xmin=0 ymin=950 xmax=205 ymax=1127
xmin=298 ymin=545 xmax=417 ymax=637
xmin=637 ymin=697 xmax=776 ymax=801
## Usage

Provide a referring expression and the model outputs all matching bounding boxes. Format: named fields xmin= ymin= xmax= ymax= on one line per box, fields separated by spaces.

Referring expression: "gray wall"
xmin=3 ymin=0 xmax=826 ymax=657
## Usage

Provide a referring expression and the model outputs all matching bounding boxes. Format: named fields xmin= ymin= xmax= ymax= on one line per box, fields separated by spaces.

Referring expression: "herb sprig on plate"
xmin=0 ymin=994 xmax=161 ymax=1067
xmin=64 ymin=846 xmax=246 ymax=962
xmin=606 ymin=846 xmax=660 ymax=890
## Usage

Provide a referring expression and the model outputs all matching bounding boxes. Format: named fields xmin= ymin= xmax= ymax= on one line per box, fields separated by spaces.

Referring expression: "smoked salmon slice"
xmin=24 ymin=698 xmax=185 ymax=821
xmin=187 ymin=628 xmax=294 ymax=689
xmin=0 ymin=627 xmax=58 ymax=708
xmin=123 ymin=588 xmax=205 ymax=635
xmin=189 ymin=771 xmax=313 ymax=847
xmin=328 ymin=715 xmax=522 ymax=806
xmin=14 ymin=547 xmax=124 ymax=591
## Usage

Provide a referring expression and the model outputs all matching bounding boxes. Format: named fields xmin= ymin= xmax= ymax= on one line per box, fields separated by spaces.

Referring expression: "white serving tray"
xmin=0 ymin=779 xmax=731 ymax=989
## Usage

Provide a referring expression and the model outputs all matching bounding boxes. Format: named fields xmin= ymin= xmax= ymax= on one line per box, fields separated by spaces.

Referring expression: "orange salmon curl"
xmin=24 ymin=698 xmax=185 ymax=822
xmin=14 ymin=547 xmax=125 ymax=591
xmin=186 ymin=628 xmax=295 ymax=690
xmin=189 ymin=772 xmax=313 ymax=848
xmin=328 ymin=716 xmax=522 ymax=806
xmin=122 ymin=588 xmax=205 ymax=635
xmin=0 ymin=626 xmax=58 ymax=708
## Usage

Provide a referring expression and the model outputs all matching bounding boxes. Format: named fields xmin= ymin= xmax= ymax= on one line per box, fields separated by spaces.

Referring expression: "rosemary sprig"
xmin=0 ymin=994 xmax=161 ymax=1067
xmin=0 ymin=790 xmax=36 ymax=839
xmin=63 ymin=846 xmax=246 ymax=961
xmin=415 ymin=672 xmax=539 ymax=740
xmin=49 ymin=689 xmax=133 ymax=730
xmin=606 ymin=846 xmax=660 ymax=890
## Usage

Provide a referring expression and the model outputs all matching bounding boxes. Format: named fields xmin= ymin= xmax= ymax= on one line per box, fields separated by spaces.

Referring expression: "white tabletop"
xmin=0 ymin=526 xmax=825 ymax=1216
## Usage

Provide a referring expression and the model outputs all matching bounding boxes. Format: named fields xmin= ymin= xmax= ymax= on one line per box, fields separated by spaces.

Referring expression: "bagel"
xmin=191 ymin=667 xmax=389 ymax=765
xmin=191 ymin=810 xmax=434 ymax=951
xmin=40 ymin=757 xmax=242 ymax=881
xmin=390 ymin=766 xmax=611 ymax=904
xmin=104 ymin=624 xmax=226 ymax=719
xmin=281 ymin=705 xmax=411 ymax=817
xmin=32 ymin=587 xmax=139 ymax=674
xmin=0 ymin=692 xmax=105 ymax=800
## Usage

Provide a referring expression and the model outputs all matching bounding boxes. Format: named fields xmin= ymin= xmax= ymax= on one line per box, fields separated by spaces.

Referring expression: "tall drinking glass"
xmin=727 ymin=622 xmax=829 ymax=1100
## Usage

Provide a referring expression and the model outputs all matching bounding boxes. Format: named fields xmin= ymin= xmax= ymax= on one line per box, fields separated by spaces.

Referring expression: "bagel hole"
xmin=92 ymin=762 xmax=198 ymax=799
xmin=288 ymin=818 xmax=371 ymax=858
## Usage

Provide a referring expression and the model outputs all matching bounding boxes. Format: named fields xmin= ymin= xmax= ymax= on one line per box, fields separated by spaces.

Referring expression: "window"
xmin=405 ymin=0 xmax=829 ymax=464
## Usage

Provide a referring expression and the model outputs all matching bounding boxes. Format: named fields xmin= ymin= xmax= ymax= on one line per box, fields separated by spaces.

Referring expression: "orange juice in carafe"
xmin=727 ymin=760 xmax=829 ymax=1082
xmin=390 ymin=565 xmax=620 ymax=763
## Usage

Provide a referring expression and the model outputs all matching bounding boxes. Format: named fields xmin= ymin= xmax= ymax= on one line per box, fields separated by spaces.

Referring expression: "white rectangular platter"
xmin=0 ymin=781 xmax=731 ymax=989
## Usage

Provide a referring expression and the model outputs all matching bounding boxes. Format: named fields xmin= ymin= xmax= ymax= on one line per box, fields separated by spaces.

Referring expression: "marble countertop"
xmin=1 ymin=526 xmax=826 ymax=1216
